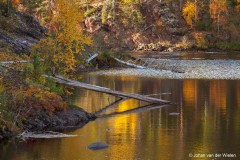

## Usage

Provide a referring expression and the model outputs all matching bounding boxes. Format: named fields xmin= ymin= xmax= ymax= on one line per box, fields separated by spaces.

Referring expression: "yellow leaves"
xmin=0 ymin=52 xmax=21 ymax=61
xmin=121 ymin=0 xmax=136 ymax=5
xmin=183 ymin=1 xmax=196 ymax=27
xmin=235 ymin=0 xmax=240 ymax=13
xmin=209 ymin=0 xmax=227 ymax=21
xmin=35 ymin=0 xmax=92 ymax=75
xmin=51 ymin=0 xmax=84 ymax=41
xmin=0 ymin=77 xmax=4 ymax=94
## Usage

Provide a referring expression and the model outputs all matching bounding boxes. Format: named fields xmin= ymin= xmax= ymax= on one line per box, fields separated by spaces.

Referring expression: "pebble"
xmin=93 ymin=59 xmax=240 ymax=79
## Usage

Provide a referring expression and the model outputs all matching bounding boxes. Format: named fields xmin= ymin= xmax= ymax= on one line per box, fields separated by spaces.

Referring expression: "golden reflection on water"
xmin=183 ymin=80 xmax=197 ymax=106
xmin=209 ymin=80 xmax=227 ymax=112
xmin=2 ymin=75 xmax=240 ymax=160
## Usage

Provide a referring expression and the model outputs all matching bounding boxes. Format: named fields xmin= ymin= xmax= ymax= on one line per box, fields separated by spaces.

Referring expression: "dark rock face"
xmin=84 ymin=2 xmax=188 ymax=51
xmin=0 ymin=11 xmax=46 ymax=53
xmin=23 ymin=107 xmax=96 ymax=131
xmin=0 ymin=127 xmax=15 ymax=140
xmin=153 ymin=3 xmax=187 ymax=36
xmin=88 ymin=142 xmax=109 ymax=150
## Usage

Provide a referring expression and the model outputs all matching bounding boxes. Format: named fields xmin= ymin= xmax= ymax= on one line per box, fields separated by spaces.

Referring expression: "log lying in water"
xmin=110 ymin=56 xmax=147 ymax=69
xmin=46 ymin=75 xmax=170 ymax=104
xmin=18 ymin=131 xmax=78 ymax=139
xmin=110 ymin=56 xmax=184 ymax=73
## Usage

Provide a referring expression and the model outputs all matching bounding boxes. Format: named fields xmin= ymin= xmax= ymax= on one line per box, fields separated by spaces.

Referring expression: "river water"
xmin=1 ymin=53 xmax=240 ymax=160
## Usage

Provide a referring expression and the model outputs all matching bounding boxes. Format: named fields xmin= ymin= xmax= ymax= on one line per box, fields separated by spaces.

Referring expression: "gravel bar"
xmin=93 ymin=59 xmax=240 ymax=80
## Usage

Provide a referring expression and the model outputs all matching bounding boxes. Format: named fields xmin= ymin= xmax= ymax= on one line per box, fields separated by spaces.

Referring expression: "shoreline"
xmin=93 ymin=59 xmax=240 ymax=80
xmin=0 ymin=106 xmax=96 ymax=140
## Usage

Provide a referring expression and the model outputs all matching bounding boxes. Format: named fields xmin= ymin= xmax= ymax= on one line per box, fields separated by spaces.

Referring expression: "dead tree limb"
xmin=110 ymin=56 xmax=147 ymax=69
xmin=99 ymin=104 xmax=170 ymax=118
xmin=45 ymin=75 xmax=170 ymax=104
xmin=86 ymin=53 xmax=98 ymax=63
xmin=95 ymin=97 xmax=130 ymax=115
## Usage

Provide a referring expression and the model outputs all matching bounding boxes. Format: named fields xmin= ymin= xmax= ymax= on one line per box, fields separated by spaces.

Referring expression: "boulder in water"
xmin=169 ymin=112 xmax=180 ymax=116
xmin=88 ymin=142 xmax=109 ymax=150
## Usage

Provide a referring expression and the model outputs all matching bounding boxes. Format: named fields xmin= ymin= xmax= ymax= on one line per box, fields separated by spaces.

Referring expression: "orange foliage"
xmin=209 ymin=0 xmax=227 ymax=31
xmin=0 ymin=52 xmax=21 ymax=61
xmin=14 ymin=85 xmax=66 ymax=116
xmin=209 ymin=0 xmax=227 ymax=20
xmin=235 ymin=0 xmax=240 ymax=13
xmin=12 ymin=0 xmax=22 ymax=8
xmin=193 ymin=32 xmax=208 ymax=48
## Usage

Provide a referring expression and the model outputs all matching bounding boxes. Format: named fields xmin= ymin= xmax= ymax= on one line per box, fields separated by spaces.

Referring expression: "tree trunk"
xmin=179 ymin=0 xmax=183 ymax=10
xmin=47 ymin=75 xmax=170 ymax=104
xmin=7 ymin=0 xmax=10 ymax=14
xmin=217 ymin=12 xmax=220 ymax=33
xmin=195 ymin=0 xmax=197 ymax=24
xmin=112 ymin=0 xmax=116 ymax=20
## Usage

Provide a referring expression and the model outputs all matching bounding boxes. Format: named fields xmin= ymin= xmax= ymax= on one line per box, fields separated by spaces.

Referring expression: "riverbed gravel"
xmin=93 ymin=59 xmax=240 ymax=79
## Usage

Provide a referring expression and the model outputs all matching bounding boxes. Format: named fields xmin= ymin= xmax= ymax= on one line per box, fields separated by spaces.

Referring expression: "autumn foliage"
xmin=183 ymin=1 xmax=196 ymax=28
xmin=35 ymin=0 xmax=92 ymax=76
xmin=13 ymin=85 xmax=66 ymax=116
xmin=209 ymin=0 xmax=227 ymax=32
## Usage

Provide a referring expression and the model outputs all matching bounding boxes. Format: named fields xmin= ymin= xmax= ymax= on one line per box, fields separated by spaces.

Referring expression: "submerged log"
xmin=99 ymin=104 xmax=170 ymax=118
xmin=95 ymin=97 xmax=129 ymax=115
xmin=46 ymin=75 xmax=170 ymax=104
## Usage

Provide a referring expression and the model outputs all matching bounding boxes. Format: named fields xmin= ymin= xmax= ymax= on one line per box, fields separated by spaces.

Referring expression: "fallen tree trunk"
xmin=0 ymin=63 xmax=24 ymax=72
xmin=1 ymin=60 xmax=170 ymax=104
xmin=18 ymin=131 xmax=78 ymax=139
xmin=86 ymin=53 xmax=98 ymax=63
xmin=46 ymin=75 xmax=170 ymax=104
xmin=0 ymin=59 xmax=43 ymax=65
xmin=110 ymin=56 xmax=147 ymax=69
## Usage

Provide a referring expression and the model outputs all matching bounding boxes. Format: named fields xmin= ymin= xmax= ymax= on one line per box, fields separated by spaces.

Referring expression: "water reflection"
xmin=131 ymin=51 xmax=240 ymax=60
xmin=1 ymin=74 xmax=240 ymax=160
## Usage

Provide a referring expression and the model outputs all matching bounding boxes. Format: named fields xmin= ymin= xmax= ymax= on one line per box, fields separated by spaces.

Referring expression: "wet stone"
xmin=169 ymin=112 xmax=180 ymax=116
xmin=88 ymin=142 xmax=109 ymax=150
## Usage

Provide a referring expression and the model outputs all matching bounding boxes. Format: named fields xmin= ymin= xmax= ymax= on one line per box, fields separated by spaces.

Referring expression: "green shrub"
xmin=176 ymin=36 xmax=194 ymax=49
xmin=84 ymin=8 xmax=96 ymax=17
xmin=215 ymin=42 xmax=240 ymax=51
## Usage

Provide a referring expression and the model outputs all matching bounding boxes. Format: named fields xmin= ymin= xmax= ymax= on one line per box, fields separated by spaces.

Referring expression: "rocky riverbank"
xmin=0 ymin=107 xmax=96 ymax=140
xmin=0 ymin=11 xmax=46 ymax=53
xmin=24 ymin=107 xmax=96 ymax=131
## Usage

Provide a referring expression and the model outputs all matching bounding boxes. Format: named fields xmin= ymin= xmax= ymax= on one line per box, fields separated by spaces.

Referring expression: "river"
xmin=1 ymin=52 xmax=240 ymax=160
